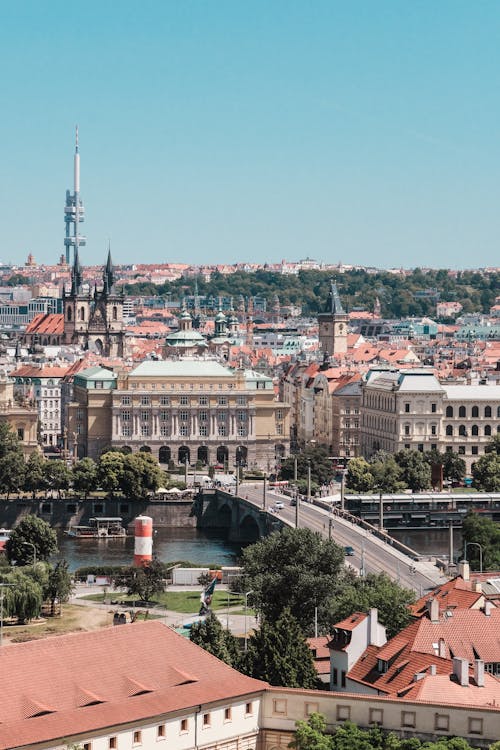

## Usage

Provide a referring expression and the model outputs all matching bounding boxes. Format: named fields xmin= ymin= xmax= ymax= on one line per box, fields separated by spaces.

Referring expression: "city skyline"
xmin=1 ymin=1 xmax=500 ymax=269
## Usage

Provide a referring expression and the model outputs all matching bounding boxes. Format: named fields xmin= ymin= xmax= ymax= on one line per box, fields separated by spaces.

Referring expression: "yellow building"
xmin=68 ymin=360 xmax=289 ymax=470
xmin=0 ymin=374 xmax=38 ymax=456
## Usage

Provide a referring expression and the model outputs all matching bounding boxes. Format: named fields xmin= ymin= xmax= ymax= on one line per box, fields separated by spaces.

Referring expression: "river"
xmin=56 ymin=527 xmax=242 ymax=572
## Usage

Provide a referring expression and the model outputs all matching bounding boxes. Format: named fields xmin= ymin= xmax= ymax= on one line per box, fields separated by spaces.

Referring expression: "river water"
xmin=56 ymin=528 xmax=242 ymax=572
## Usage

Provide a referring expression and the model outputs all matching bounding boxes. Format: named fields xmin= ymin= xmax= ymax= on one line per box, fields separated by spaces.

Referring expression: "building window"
xmin=472 ymin=446 xmax=478 ymax=455
xmin=180 ymin=425 xmax=189 ymax=437
xmin=237 ymin=425 xmax=247 ymax=437
xmin=404 ymin=425 xmax=410 ymax=435
xmin=468 ymin=717 xmax=483 ymax=735
xmin=369 ymin=708 xmax=383 ymax=725
xmin=218 ymin=411 xmax=227 ymax=421
xmin=459 ymin=425 xmax=467 ymax=436
xmin=157 ymin=724 xmax=166 ymax=739
xmin=404 ymin=403 xmax=410 ymax=413
xmin=401 ymin=711 xmax=416 ymax=728
xmin=199 ymin=410 xmax=208 ymax=421
xmin=336 ymin=705 xmax=350 ymax=721
xmin=224 ymin=707 xmax=232 ymax=722
xmin=218 ymin=424 xmax=227 ymax=436
xmin=160 ymin=425 xmax=170 ymax=437
xmin=484 ymin=405 xmax=492 ymax=418
xmin=245 ymin=702 xmax=253 ymax=716
xmin=160 ymin=411 xmax=169 ymax=421
xmin=160 ymin=396 xmax=170 ymax=406
xmin=276 ymin=409 xmax=283 ymax=420
xmin=459 ymin=405 xmax=466 ymax=418
xmin=199 ymin=425 xmax=208 ymax=437
xmin=179 ymin=410 xmax=189 ymax=421
xmin=431 ymin=402 xmax=437 ymax=413
xmin=141 ymin=410 xmax=150 ymax=421
xmin=141 ymin=424 xmax=150 ymax=437
xmin=203 ymin=713 xmax=211 ymax=727
xmin=458 ymin=446 xmax=465 ymax=454
xmin=133 ymin=730 xmax=142 ymax=744
xmin=141 ymin=396 xmax=150 ymax=406
xmin=485 ymin=425 xmax=492 ymax=436
xmin=276 ymin=424 xmax=283 ymax=435
xmin=122 ymin=425 xmax=131 ymax=437
xmin=199 ymin=396 xmax=208 ymax=406
xmin=180 ymin=395 xmax=189 ymax=405
xmin=109 ymin=739 xmax=117 ymax=750
xmin=272 ymin=699 xmax=287 ymax=715
xmin=180 ymin=718 xmax=188 ymax=733
xmin=446 ymin=425 xmax=453 ymax=436
xmin=431 ymin=425 xmax=437 ymax=435
xmin=472 ymin=424 xmax=479 ymax=436
xmin=237 ymin=396 xmax=247 ymax=405
xmin=341 ymin=670 xmax=346 ymax=687
xmin=121 ymin=410 xmax=130 ymax=421
xmin=446 ymin=405 xmax=453 ymax=417
xmin=218 ymin=396 xmax=228 ymax=405
xmin=471 ymin=405 xmax=479 ymax=418
xmin=434 ymin=714 xmax=449 ymax=732
xmin=305 ymin=702 xmax=319 ymax=717
xmin=237 ymin=410 xmax=247 ymax=421
xmin=332 ymin=668 xmax=338 ymax=685
xmin=417 ymin=444 xmax=424 ymax=452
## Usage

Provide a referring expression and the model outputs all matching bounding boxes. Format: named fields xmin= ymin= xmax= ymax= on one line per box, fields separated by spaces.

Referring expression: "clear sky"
xmin=1 ymin=1 xmax=499 ymax=269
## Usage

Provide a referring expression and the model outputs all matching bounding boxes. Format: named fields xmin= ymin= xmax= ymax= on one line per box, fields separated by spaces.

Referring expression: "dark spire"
xmin=103 ymin=243 xmax=114 ymax=294
xmin=70 ymin=246 xmax=83 ymax=295
xmin=324 ymin=279 xmax=345 ymax=315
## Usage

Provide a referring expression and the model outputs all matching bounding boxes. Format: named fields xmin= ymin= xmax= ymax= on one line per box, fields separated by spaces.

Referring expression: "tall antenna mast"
xmin=64 ymin=125 xmax=86 ymax=264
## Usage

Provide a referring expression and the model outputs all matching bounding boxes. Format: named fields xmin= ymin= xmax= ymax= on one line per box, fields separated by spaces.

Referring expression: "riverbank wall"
xmin=0 ymin=497 xmax=197 ymax=531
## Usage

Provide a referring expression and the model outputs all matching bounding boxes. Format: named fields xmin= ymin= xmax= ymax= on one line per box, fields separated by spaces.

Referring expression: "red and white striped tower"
xmin=133 ymin=515 xmax=153 ymax=567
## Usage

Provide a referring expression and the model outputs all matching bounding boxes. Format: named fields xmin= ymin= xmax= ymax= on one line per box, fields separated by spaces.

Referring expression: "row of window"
xmin=82 ymin=702 xmax=255 ymax=749
xmin=122 ymin=425 xmax=249 ymax=438
xmin=129 ymin=382 xmax=237 ymax=391
xmin=121 ymin=410 xmax=250 ymax=422
xmin=271 ymin=699 xmax=484 ymax=735
xmin=445 ymin=424 xmax=500 ymax=437
xmin=121 ymin=395 xmax=246 ymax=406
xmin=446 ymin=405 xmax=500 ymax=418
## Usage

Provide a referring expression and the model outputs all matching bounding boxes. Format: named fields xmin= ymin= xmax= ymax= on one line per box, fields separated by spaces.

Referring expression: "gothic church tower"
xmin=317 ymin=280 xmax=348 ymax=357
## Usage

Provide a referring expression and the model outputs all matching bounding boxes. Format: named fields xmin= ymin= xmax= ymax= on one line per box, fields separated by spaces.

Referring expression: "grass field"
xmin=81 ymin=589 xmax=245 ymax=613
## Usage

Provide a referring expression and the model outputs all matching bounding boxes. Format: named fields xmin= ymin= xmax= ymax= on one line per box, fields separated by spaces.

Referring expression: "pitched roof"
xmin=0 ymin=621 xmax=264 ymax=750
xmin=25 ymin=313 xmax=64 ymax=335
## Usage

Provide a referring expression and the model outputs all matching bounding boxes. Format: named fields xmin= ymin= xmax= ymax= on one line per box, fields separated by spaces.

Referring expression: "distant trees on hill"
xmin=124 ymin=268 xmax=500 ymax=318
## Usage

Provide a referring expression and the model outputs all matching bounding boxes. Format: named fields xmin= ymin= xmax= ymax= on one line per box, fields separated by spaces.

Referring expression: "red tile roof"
xmin=10 ymin=365 xmax=70 ymax=379
xmin=25 ymin=313 xmax=64 ymax=335
xmin=0 ymin=621 xmax=265 ymax=750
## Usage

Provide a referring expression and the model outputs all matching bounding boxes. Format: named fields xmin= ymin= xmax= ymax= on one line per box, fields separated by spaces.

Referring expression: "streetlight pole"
xmin=340 ymin=470 xmax=346 ymax=512
xmin=0 ymin=583 xmax=14 ymax=647
xmin=307 ymin=460 xmax=311 ymax=503
xmin=464 ymin=542 xmax=483 ymax=574
xmin=235 ymin=462 xmax=240 ymax=497
xmin=295 ymin=488 xmax=300 ymax=529
xmin=293 ymin=456 xmax=298 ymax=482
xmin=262 ymin=472 xmax=267 ymax=510
xmin=244 ymin=590 xmax=253 ymax=651
xmin=21 ymin=541 xmax=37 ymax=566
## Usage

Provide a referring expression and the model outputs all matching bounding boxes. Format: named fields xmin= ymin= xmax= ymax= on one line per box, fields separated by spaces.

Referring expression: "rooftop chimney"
xmin=457 ymin=560 xmax=470 ymax=581
xmin=427 ymin=597 xmax=440 ymax=623
xmin=474 ymin=659 xmax=485 ymax=688
xmin=473 ymin=580 xmax=483 ymax=593
xmin=484 ymin=600 xmax=493 ymax=616
xmin=429 ymin=664 xmax=437 ymax=676
xmin=438 ymin=638 xmax=446 ymax=659
xmin=452 ymin=657 xmax=469 ymax=687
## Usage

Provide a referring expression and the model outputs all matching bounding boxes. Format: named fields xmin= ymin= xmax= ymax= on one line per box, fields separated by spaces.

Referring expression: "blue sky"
xmin=0 ymin=1 xmax=499 ymax=269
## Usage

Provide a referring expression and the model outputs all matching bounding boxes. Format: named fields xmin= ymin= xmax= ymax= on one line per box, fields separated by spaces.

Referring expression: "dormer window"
xmin=377 ymin=659 xmax=388 ymax=673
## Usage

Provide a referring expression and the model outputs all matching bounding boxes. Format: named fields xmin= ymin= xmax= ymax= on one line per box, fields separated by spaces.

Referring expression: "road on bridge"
xmin=237 ymin=483 xmax=447 ymax=595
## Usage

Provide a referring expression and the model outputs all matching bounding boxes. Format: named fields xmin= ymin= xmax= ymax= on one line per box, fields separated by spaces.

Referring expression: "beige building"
xmin=68 ymin=359 xmax=289 ymax=470
xmin=361 ymin=368 xmax=500 ymax=472
xmin=0 ymin=374 xmax=38 ymax=456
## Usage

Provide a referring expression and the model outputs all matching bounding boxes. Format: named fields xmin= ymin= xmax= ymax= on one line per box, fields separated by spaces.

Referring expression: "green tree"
xmin=462 ymin=512 xmax=500 ymax=570
xmin=244 ymin=608 xmax=318 ymax=688
xmin=72 ymin=457 xmax=97 ymax=498
xmin=280 ymin=445 xmax=334 ymax=486
xmin=472 ymin=452 xmax=500 ymax=492
xmin=112 ymin=559 xmax=167 ymax=603
xmin=346 ymin=458 xmax=374 ymax=493
xmin=98 ymin=451 xmax=126 ymax=496
xmin=5 ymin=515 xmax=58 ymax=565
xmin=118 ymin=452 xmax=165 ymax=499
xmin=240 ymin=527 xmax=345 ymax=633
xmin=442 ymin=451 xmax=466 ymax=483
xmin=394 ymin=450 xmax=431 ymax=492
xmin=0 ymin=450 xmax=26 ymax=498
xmin=44 ymin=460 xmax=71 ymax=498
xmin=330 ymin=573 xmax=415 ymax=640
xmin=0 ymin=569 xmax=43 ymax=623
xmin=290 ymin=712 xmax=333 ymax=750
xmin=44 ymin=560 xmax=74 ymax=616
xmin=24 ymin=451 xmax=45 ymax=498
xmin=485 ymin=433 xmax=500 ymax=454
xmin=370 ymin=456 xmax=405 ymax=494
xmin=189 ymin=611 xmax=240 ymax=668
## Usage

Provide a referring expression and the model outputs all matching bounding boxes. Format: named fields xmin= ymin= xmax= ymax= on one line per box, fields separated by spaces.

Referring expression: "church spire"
xmin=324 ymin=279 xmax=345 ymax=314
xmin=70 ymin=245 xmax=83 ymax=295
xmin=103 ymin=242 xmax=114 ymax=294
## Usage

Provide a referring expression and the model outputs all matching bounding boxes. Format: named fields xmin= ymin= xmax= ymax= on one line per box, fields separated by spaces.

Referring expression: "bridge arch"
xmin=239 ymin=513 xmax=260 ymax=542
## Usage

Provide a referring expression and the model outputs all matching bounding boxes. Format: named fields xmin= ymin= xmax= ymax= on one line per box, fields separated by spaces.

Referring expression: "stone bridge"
xmin=192 ymin=489 xmax=284 ymax=542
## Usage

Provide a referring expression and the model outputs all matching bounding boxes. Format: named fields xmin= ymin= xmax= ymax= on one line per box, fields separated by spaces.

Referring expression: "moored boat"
xmin=66 ymin=517 xmax=127 ymax=538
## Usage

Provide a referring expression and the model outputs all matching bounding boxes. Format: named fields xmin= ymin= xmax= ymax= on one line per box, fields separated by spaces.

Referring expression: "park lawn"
xmin=80 ymin=589 xmax=244 ymax=613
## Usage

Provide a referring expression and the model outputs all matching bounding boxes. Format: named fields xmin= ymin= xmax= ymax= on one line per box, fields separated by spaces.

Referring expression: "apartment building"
xmin=11 ymin=364 xmax=69 ymax=449
xmin=361 ymin=368 xmax=500 ymax=471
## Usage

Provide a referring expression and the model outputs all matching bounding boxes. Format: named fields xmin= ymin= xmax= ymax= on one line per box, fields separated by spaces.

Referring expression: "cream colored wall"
xmin=260 ymin=688 xmax=498 ymax=747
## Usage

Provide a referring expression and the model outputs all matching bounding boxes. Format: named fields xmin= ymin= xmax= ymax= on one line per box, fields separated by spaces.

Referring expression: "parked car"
xmin=274 ymin=501 xmax=284 ymax=510
xmin=344 ymin=546 xmax=355 ymax=556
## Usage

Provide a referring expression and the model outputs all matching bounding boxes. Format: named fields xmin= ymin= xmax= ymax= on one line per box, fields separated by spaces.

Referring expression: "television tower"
xmin=63 ymin=126 xmax=86 ymax=264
